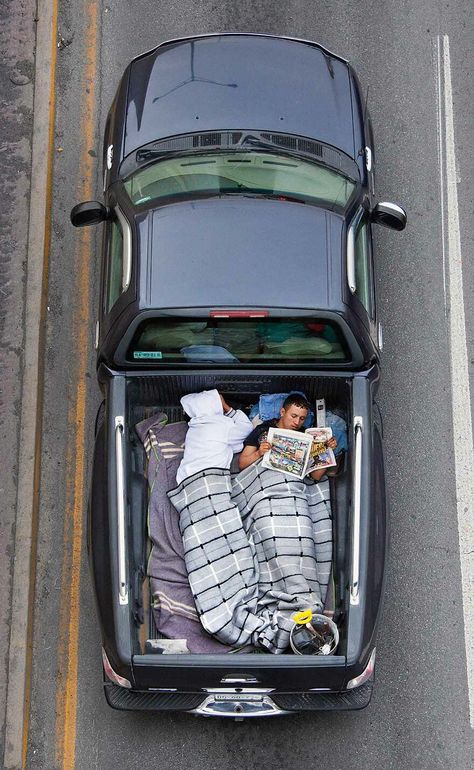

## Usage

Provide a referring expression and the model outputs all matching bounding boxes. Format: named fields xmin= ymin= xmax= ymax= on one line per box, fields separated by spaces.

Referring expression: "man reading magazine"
xmin=238 ymin=394 xmax=337 ymax=481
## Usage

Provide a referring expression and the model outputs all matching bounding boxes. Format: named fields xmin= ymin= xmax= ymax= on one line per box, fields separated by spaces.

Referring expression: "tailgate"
xmin=131 ymin=653 xmax=347 ymax=691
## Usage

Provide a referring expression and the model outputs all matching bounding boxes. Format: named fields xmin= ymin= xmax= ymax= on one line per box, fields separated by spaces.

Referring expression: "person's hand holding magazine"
xmin=308 ymin=435 xmax=337 ymax=482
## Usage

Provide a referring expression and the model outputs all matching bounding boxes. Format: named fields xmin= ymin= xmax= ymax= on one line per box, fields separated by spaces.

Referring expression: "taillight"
xmin=346 ymin=648 xmax=376 ymax=690
xmin=209 ymin=310 xmax=269 ymax=318
xmin=102 ymin=648 xmax=132 ymax=688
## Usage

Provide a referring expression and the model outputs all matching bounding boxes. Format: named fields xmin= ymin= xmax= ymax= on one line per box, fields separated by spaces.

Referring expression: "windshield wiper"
xmin=123 ymin=130 xmax=360 ymax=183
xmin=219 ymin=191 xmax=307 ymax=204
xmin=136 ymin=134 xmax=294 ymax=163
xmin=136 ymin=148 xmax=171 ymax=162
xmin=238 ymin=134 xmax=282 ymax=151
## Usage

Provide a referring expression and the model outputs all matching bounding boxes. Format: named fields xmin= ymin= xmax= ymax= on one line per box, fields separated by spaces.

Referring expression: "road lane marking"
xmin=3 ymin=0 xmax=59 ymax=768
xmin=434 ymin=38 xmax=447 ymax=315
xmin=436 ymin=33 xmax=474 ymax=729
xmin=53 ymin=3 xmax=99 ymax=768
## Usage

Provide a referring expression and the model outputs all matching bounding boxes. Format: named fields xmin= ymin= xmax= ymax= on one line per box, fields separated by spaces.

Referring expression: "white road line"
xmin=436 ymin=33 xmax=474 ymax=729
xmin=434 ymin=38 xmax=448 ymax=315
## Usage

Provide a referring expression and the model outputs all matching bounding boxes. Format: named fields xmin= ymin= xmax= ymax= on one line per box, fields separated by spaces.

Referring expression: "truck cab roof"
xmin=137 ymin=197 xmax=344 ymax=312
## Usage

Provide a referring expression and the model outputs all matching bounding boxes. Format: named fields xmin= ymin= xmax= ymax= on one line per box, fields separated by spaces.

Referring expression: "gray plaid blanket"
xmin=168 ymin=462 xmax=332 ymax=653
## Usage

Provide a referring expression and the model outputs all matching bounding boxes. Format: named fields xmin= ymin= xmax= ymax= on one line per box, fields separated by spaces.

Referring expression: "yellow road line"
xmin=21 ymin=0 xmax=59 ymax=766
xmin=54 ymin=3 xmax=99 ymax=768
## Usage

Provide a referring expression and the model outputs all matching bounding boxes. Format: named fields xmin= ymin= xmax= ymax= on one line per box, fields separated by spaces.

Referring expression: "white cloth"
xmin=176 ymin=389 xmax=252 ymax=484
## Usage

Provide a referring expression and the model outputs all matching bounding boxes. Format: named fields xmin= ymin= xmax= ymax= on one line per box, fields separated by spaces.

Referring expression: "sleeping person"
xmin=176 ymin=389 xmax=253 ymax=484
xmin=170 ymin=390 xmax=334 ymax=652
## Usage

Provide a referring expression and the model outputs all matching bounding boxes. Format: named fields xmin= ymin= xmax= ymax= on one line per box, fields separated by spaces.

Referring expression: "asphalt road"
xmin=2 ymin=1 xmax=474 ymax=768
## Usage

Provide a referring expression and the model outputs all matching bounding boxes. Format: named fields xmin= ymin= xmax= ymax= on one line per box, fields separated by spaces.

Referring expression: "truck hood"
xmin=123 ymin=35 xmax=356 ymax=161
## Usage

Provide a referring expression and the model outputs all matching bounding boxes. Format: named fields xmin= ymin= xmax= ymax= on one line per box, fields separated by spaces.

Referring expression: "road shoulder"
xmin=2 ymin=1 xmax=58 ymax=768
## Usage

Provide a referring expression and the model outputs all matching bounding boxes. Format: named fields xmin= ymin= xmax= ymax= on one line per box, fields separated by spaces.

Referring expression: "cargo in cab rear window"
xmin=126 ymin=317 xmax=350 ymax=364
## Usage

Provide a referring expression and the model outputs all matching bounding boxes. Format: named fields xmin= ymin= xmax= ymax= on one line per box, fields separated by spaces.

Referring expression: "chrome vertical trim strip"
xmin=378 ymin=321 xmax=383 ymax=351
xmin=115 ymin=416 xmax=128 ymax=605
xmin=350 ymin=416 xmax=363 ymax=604
xmin=347 ymin=208 xmax=363 ymax=294
xmin=116 ymin=206 xmax=132 ymax=292
xmin=365 ymin=146 xmax=372 ymax=172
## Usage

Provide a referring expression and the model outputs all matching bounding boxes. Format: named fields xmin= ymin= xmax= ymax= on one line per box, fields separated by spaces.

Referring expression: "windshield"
xmin=123 ymin=151 xmax=356 ymax=209
xmin=126 ymin=317 xmax=350 ymax=364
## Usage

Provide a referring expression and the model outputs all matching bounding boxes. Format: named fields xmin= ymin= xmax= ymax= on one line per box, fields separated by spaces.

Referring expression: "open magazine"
xmin=261 ymin=427 xmax=336 ymax=479
xmin=304 ymin=427 xmax=337 ymax=474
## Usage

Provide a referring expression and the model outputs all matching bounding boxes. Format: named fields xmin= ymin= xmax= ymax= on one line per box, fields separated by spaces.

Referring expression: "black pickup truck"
xmin=71 ymin=33 xmax=406 ymax=716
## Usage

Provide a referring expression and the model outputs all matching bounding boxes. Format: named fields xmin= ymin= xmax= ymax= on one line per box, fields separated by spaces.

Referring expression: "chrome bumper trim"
xmin=192 ymin=693 xmax=289 ymax=718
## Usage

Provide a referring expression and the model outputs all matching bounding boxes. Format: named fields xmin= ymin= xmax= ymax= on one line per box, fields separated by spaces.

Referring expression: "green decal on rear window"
xmin=133 ymin=351 xmax=163 ymax=359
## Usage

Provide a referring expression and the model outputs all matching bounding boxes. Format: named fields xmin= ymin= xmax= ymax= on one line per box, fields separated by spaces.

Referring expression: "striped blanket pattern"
xmin=168 ymin=462 xmax=332 ymax=653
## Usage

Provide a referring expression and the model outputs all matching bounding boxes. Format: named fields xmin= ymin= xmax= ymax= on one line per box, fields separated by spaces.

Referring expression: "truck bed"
xmin=121 ymin=372 xmax=352 ymax=655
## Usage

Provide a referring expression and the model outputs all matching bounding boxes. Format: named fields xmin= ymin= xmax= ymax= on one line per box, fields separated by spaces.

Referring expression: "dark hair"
xmin=282 ymin=393 xmax=311 ymax=412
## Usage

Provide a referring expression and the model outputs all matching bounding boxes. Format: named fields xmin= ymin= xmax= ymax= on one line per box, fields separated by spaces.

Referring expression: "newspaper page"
xmin=304 ymin=427 xmax=336 ymax=474
xmin=261 ymin=428 xmax=313 ymax=479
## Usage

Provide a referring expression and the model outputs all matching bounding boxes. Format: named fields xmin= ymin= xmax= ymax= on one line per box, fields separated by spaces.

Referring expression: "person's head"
xmin=278 ymin=394 xmax=311 ymax=430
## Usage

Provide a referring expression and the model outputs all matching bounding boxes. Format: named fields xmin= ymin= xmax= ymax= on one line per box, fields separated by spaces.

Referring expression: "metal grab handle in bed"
xmin=350 ymin=417 xmax=363 ymax=605
xmin=115 ymin=416 xmax=128 ymax=605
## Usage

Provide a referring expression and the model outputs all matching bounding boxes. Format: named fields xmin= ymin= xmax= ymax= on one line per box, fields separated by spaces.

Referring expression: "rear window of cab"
xmin=126 ymin=317 xmax=350 ymax=364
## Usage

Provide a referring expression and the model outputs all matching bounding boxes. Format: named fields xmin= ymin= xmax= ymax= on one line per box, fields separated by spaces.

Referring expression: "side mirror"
xmin=371 ymin=202 xmax=407 ymax=231
xmin=70 ymin=201 xmax=109 ymax=227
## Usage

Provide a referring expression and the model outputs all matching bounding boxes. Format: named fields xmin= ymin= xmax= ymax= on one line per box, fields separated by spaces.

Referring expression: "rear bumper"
xmin=104 ymin=679 xmax=373 ymax=714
